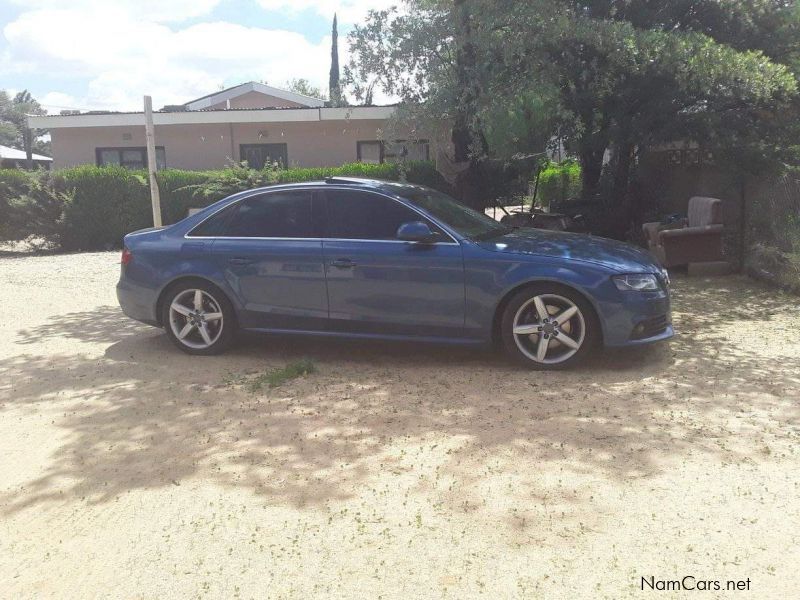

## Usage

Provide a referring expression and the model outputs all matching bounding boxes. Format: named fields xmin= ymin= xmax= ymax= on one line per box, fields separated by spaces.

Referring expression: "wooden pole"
xmin=144 ymin=95 xmax=162 ymax=227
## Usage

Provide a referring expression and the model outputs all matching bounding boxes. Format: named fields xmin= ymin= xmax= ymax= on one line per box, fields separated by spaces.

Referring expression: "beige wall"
xmin=49 ymin=120 xmax=414 ymax=170
xmin=206 ymin=91 xmax=307 ymax=110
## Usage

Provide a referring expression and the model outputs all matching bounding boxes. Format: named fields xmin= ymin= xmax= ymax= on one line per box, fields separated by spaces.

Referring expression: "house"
xmin=26 ymin=82 xmax=431 ymax=171
xmin=0 ymin=144 xmax=53 ymax=169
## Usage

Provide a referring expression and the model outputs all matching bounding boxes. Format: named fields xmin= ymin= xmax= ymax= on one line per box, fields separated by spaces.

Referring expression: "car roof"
xmin=234 ymin=177 xmax=427 ymax=196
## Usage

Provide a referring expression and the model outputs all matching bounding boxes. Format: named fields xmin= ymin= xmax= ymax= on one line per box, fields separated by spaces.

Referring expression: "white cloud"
xmin=3 ymin=8 xmax=338 ymax=111
xmin=2 ymin=1 xmax=399 ymax=112
xmin=38 ymin=91 xmax=80 ymax=111
xmin=256 ymin=0 xmax=400 ymax=25
xmin=7 ymin=0 xmax=222 ymax=23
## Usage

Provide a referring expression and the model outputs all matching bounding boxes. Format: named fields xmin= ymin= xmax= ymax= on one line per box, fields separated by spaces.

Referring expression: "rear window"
xmin=188 ymin=191 xmax=314 ymax=238
xmin=222 ymin=191 xmax=314 ymax=238
xmin=187 ymin=203 xmax=237 ymax=237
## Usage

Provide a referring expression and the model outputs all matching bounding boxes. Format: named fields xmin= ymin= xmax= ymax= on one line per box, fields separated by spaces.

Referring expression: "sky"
xmin=0 ymin=0 xmax=397 ymax=113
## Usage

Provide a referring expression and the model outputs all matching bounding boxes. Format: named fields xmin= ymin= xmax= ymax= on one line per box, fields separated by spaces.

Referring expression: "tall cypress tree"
xmin=329 ymin=13 xmax=341 ymax=106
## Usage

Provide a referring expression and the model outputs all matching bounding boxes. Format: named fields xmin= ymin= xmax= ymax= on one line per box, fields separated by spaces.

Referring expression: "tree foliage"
xmin=328 ymin=13 xmax=344 ymax=106
xmin=283 ymin=78 xmax=326 ymax=100
xmin=345 ymin=0 xmax=799 ymax=213
xmin=0 ymin=89 xmax=50 ymax=164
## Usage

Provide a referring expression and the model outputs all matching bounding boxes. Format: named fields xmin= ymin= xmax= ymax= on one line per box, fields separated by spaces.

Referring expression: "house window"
xmin=240 ymin=143 xmax=288 ymax=169
xmin=357 ymin=141 xmax=383 ymax=164
xmin=357 ymin=140 xmax=429 ymax=164
xmin=96 ymin=147 xmax=166 ymax=170
xmin=386 ymin=140 xmax=430 ymax=162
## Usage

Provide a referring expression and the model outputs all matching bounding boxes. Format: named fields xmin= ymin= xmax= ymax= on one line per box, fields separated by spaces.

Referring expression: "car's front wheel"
xmin=500 ymin=284 xmax=598 ymax=369
xmin=162 ymin=281 xmax=234 ymax=355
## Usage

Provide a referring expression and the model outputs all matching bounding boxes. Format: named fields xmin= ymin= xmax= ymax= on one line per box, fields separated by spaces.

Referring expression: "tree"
xmin=517 ymin=1 xmax=800 ymax=206
xmin=346 ymin=1 xmax=798 ymax=213
xmin=328 ymin=13 xmax=344 ymax=107
xmin=0 ymin=89 xmax=48 ymax=168
xmin=284 ymin=78 xmax=326 ymax=100
xmin=345 ymin=1 xmax=499 ymax=207
xmin=0 ymin=91 xmax=18 ymax=147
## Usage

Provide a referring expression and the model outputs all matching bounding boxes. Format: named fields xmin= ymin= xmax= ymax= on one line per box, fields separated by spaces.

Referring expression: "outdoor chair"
xmin=643 ymin=196 xmax=725 ymax=267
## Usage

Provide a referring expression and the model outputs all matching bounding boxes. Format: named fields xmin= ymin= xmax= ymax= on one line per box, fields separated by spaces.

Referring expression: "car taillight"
xmin=121 ymin=247 xmax=133 ymax=266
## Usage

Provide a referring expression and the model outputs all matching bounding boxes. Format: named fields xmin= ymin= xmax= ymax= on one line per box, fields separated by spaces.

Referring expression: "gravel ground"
xmin=1 ymin=250 xmax=799 ymax=599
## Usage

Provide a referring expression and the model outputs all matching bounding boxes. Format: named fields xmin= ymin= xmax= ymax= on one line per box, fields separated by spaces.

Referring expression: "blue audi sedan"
xmin=117 ymin=178 xmax=672 ymax=369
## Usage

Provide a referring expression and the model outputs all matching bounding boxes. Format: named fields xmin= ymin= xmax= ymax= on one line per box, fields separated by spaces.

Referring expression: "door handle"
xmin=228 ymin=257 xmax=254 ymax=266
xmin=330 ymin=258 xmax=356 ymax=269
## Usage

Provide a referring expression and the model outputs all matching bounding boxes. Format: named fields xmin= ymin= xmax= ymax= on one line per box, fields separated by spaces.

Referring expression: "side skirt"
xmin=241 ymin=327 xmax=488 ymax=347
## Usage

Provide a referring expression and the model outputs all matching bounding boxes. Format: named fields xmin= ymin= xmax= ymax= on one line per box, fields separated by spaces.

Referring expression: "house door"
xmin=240 ymin=143 xmax=288 ymax=169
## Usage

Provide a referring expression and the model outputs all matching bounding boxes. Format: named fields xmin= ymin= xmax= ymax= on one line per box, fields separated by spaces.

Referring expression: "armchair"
xmin=643 ymin=197 xmax=724 ymax=268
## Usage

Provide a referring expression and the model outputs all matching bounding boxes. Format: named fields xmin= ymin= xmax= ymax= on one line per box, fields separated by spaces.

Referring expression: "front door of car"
xmin=321 ymin=188 xmax=465 ymax=338
xmin=210 ymin=189 xmax=328 ymax=330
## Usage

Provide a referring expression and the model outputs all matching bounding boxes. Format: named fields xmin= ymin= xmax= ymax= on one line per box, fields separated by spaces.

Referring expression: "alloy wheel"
xmin=512 ymin=294 xmax=586 ymax=365
xmin=168 ymin=288 xmax=224 ymax=350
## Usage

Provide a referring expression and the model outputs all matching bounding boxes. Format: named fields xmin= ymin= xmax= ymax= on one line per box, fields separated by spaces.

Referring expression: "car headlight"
xmin=612 ymin=273 xmax=660 ymax=291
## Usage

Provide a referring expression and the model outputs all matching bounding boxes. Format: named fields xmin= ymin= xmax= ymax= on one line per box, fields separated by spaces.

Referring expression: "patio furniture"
xmin=643 ymin=196 xmax=725 ymax=267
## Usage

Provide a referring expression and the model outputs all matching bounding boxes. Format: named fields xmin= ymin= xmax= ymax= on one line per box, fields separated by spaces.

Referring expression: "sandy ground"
xmin=1 ymin=250 xmax=799 ymax=599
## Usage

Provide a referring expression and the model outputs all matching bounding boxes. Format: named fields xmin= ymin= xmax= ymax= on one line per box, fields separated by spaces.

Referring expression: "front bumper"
xmin=600 ymin=289 xmax=674 ymax=348
xmin=611 ymin=324 xmax=674 ymax=347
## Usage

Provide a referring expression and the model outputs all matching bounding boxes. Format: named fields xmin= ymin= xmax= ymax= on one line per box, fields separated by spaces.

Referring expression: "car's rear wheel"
xmin=500 ymin=284 xmax=598 ymax=369
xmin=162 ymin=281 xmax=234 ymax=355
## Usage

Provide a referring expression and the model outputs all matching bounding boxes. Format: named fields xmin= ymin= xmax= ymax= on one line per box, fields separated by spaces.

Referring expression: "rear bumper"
xmin=117 ymin=279 xmax=160 ymax=327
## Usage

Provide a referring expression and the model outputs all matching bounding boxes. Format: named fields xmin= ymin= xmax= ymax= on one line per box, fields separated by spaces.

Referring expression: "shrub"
xmin=276 ymin=161 xmax=398 ymax=183
xmin=59 ymin=165 xmax=151 ymax=250
xmin=746 ymin=243 xmax=800 ymax=294
xmin=14 ymin=170 xmax=71 ymax=248
xmin=156 ymin=169 xmax=216 ymax=225
xmin=275 ymin=160 xmax=453 ymax=191
xmin=177 ymin=160 xmax=454 ymax=216
xmin=1 ymin=160 xmax=450 ymax=250
xmin=536 ymin=160 xmax=582 ymax=209
xmin=0 ymin=169 xmax=34 ymax=241
xmin=180 ymin=162 xmax=281 ymax=208
xmin=402 ymin=160 xmax=456 ymax=194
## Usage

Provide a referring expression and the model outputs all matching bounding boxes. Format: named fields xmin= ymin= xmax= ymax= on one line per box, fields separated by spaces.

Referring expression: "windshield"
xmin=399 ymin=186 xmax=511 ymax=240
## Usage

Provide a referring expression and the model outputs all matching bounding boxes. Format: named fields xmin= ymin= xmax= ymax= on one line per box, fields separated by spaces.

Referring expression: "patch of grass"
xmin=221 ymin=370 xmax=247 ymax=387
xmin=246 ymin=359 xmax=317 ymax=393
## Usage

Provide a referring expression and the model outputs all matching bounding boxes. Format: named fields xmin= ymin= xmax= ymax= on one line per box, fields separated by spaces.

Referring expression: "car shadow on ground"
xmin=14 ymin=302 xmax=671 ymax=375
xmin=2 ymin=275 xmax=798 ymax=517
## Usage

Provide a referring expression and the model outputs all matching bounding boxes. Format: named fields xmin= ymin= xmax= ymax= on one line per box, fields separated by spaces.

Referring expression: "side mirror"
xmin=396 ymin=221 xmax=438 ymax=243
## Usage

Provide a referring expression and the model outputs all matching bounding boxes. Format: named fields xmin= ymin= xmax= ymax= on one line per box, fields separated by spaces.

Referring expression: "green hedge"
xmin=276 ymin=162 xmax=398 ymax=183
xmin=156 ymin=169 xmax=215 ymax=225
xmin=60 ymin=165 xmax=153 ymax=250
xmin=0 ymin=160 xmax=452 ymax=250
xmin=536 ymin=160 xmax=582 ymax=209
xmin=0 ymin=169 xmax=34 ymax=240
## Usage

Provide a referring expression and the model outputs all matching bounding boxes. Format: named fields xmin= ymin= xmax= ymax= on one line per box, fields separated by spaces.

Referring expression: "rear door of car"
xmin=321 ymin=187 xmax=465 ymax=338
xmin=209 ymin=189 xmax=328 ymax=331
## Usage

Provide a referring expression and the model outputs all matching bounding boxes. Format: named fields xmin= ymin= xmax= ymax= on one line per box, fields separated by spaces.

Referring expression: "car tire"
xmin=500 ymin=284 xmax=598 ymax=369
xmin=161 ymin=280 xmax=235 ymax=355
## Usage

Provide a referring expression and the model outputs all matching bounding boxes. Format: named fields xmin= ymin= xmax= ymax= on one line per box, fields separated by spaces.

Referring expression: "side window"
xmin=325 ymin=190 xmax=438 ymax=240
xmin=222 ymin=191 xmax=314 ymax=238
xmin=187 ymin=203 xmax=238 ymax=237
